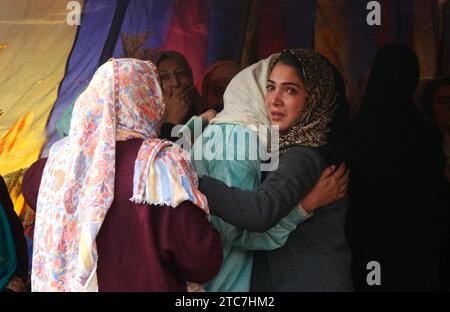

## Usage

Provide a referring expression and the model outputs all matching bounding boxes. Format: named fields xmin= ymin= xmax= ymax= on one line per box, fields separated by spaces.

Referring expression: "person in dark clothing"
xmin=420 ymin=76 xmax=450 ymax=182
xmin=420 ymin=75 xmax=450 ymax=289
xmin=198 ymin=49 xmax=353 ymax=291
xmin=21 ymin=58 xmax=222 ymax=292
xmin=0 ymin=175 xmax=28 ymax=292
xmin=346 ymin=43 xmax=450 ymax=291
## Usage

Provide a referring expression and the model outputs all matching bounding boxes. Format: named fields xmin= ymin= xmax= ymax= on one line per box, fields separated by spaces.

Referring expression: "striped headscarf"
xmin=32 ymin=58 xmax=207 ymax=292
xmin=269 ymin=49 xmax=339 ymax=153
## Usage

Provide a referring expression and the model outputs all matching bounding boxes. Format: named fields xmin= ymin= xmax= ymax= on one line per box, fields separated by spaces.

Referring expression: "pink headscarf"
xmin=196 ymin=61 xmax=241 ymax=109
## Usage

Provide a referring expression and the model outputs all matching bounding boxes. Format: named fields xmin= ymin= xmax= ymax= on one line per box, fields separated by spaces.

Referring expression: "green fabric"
xmin=192 ymin=123 xmax=306 ymax=292
xmin=178 ymin=115 xmax=209 ymax=143
xmin=0 ymin=202 xmax=17 ymax=290
xmin=55 ymin=87 xmax=87 ymax=138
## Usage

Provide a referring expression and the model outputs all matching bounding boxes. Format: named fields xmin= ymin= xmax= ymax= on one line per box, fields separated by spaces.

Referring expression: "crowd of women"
xmin=1 ymin=42 xmax=449 ymax=292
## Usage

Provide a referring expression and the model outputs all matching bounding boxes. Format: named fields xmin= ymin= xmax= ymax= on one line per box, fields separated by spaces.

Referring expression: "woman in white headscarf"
xmin=194 ymin=49 xmax=351 ymax=292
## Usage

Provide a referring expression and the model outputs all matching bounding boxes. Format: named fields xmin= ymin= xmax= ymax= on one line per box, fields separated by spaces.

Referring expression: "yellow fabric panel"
xmin=314 ymin=0 xmax=357 ymax=115
xmin=411 ymin=1 xmax=438 ymax=79
xmin=0 ymin=0 xmax=82 ymax=176
xmin=239 ymin=0 xmax=258 ymax=68
xmin=2 ymin=168 xmax=35 ymax=236
xmin=6 ymin=168 xmax=27 ymax=216
xmin=314 ymin=0 xmax=350 ymax=80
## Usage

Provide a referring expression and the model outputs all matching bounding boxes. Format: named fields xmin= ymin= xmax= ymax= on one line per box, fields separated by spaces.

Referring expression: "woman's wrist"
xmin=297 ymin=202 xmax=314 ymax=218
xmin=300 ymin=195 xmax=316 ymax=214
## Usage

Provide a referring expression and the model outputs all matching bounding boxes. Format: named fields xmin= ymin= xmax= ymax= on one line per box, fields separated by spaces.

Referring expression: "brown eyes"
xmin=159 ymin=71 xmax=187 ymax=82
xmin=266 ymin=84 xmax=298 ymax=95
xmin=266 ymin=84 xmax=275 ymax=91
xmin=287 ymin=88 xmax=298 ymax=95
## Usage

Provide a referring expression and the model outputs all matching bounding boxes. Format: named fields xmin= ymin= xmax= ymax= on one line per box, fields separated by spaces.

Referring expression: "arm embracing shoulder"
xmin=199 ymin=146 xmax=325 ymax=232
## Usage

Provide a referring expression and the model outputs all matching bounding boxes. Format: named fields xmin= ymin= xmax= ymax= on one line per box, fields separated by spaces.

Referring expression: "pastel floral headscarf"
xmin=32 ymin=58 xmax=208 ymax=292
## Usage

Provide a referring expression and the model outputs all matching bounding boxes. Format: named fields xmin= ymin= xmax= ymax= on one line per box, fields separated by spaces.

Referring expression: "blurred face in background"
xmin=432 ymin=85 xmax=450 ymax=132
xmin=205 ymin=63 xmax=240 ymax=111
xmin=158 ymin=57 xmax=192 ymax=96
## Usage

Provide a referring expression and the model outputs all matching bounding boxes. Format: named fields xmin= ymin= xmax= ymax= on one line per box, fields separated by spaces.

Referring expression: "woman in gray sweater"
xmin=198 ymin=49 xmax=352 ymax=291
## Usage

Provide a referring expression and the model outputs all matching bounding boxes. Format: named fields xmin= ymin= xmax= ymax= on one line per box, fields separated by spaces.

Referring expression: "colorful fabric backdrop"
xmin=0 ymin=0 xmax=80 ymax=175
xmin=1 ymin=0 xmax=449 ymax=209
xmin=0 ymin=0 xmax=80 ymax=220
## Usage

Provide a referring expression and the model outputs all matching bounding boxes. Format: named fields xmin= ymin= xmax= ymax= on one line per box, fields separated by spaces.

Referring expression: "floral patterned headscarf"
xmin=32 ymin=58 xmax=208 ymax=292
xmin=269 ymin=49 xmax=339 ymax=153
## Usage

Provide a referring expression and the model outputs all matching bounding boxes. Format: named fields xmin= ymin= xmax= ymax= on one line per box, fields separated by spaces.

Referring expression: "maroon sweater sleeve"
xmin=156 ymin=201 xmax=223 ymax=284
xmin=22 ymin=158 xmax=47 ymax=211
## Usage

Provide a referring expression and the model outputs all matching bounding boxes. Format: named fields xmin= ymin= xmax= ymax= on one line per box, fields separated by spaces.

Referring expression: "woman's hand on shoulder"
xmin=200 ymin=109 xmax=217 ymax=122
xmin=300 ymin=162 xmax=349 ymax=213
